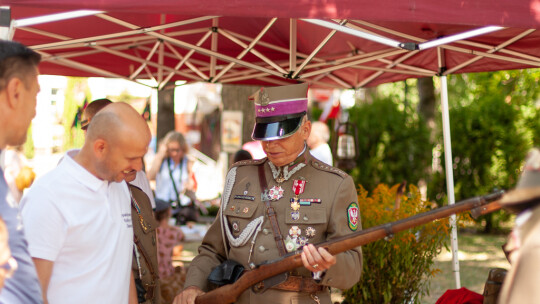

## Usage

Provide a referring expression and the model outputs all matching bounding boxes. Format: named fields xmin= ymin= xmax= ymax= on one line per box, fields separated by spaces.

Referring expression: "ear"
xmin=302 ymin=120 xmax=311 ymax=140
xmin=93 ymin=138 xmax=107 ymax=158
xmin=4 ymin=77 xmax=23 ymax=110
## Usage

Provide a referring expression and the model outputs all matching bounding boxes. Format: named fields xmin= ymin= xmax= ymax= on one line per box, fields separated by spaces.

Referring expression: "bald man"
xmin=21 ymin=103 xmax=151 ymax=304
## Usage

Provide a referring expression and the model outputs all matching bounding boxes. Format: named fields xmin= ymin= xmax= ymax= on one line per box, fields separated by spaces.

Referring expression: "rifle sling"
xmin=258 ymin=163 xmax=288 ymax=256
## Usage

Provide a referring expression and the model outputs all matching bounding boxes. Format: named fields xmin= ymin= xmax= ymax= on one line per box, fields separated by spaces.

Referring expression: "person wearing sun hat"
xmin=498 ymin=147 xmax=540 ymax=304
xmin=176 ymin=83 xmax=362 ymax=304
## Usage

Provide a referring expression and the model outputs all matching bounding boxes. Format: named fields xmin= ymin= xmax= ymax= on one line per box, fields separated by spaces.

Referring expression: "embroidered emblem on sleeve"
xmin=347 ymin=202 xmax=359 ymax=231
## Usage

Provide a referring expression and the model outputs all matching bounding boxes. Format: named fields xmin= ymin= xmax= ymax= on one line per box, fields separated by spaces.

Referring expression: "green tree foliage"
xmin=428 ymin=70 xmax=540 ymax=231
xmin=433 ymin=70 xmax=540 ymax=198
xmin=63 ymin=78 xmax=91 ymax=150
xmin=346 ymin=97 xmax=432 ymax=191
xmin=23 ymin=125 xmax=34 ymax=159
xmin=342 ymin=184 xmax=449 ymax=304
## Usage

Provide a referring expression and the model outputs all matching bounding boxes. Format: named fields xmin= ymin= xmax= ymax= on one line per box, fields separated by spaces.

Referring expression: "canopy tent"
xmin=2 ymin=2 xmax=540 ymax=90
xmin=3 ymin=0 xmax=540 ymax=289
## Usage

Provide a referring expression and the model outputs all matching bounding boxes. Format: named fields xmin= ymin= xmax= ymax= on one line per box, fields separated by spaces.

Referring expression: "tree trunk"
xmin=221 ymin=84 xmax=259 ymax=163
xmin=417 ymin=77 xmax=436 ymax=131
xmin=156 ymin=85 xmax=176 ymax=147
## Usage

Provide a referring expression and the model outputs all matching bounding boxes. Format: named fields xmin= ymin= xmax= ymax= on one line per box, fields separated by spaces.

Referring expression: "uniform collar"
xmin=268 ymin=145 xmax=309 ymax=183
xmin=61 ymin=149 xmax=109 ymax=193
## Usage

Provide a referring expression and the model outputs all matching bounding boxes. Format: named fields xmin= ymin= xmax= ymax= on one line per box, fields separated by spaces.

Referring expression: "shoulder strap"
xmin=258 ymin=164 xmax=287 ymax=256
xmin=128 ymin=183 xmax=159 ymax=283
xmin=134 ymin=234 xmax=158 ymax=280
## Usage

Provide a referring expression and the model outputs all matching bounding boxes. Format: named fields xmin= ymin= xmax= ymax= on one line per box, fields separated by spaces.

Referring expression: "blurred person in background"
xmin=148 ymin=131 xmax=198 ymax=225
xmin=0 ymin=40 xmax=43 ymax=304
xmin=154 ymin=199 xmax=185 ymax=304
xmin=307 ymin=121 xmax=333 ymax=166
xmin=241 ymin=140 xmax=266 ymax=160
xmin=232 ymin=149 xmax=252 ymax=164
xmin=0 ymin=145 xmax=35 ymax=204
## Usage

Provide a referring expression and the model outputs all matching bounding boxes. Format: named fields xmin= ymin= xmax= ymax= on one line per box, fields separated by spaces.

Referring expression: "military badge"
xmin=268 ymin=185 xmax=284 ymax=201
xmin=291 ymin=211 xmax=299 ymax=221
xmin=305 ymin=227 xmax=316 ymax=238
xmin=290 ymin=199 xmax=301 ymax=211
xmin=285 ymin=236 xmax=298 ymax=252
xmin=299 ymin=198 xmax=322 ymax=206
xmin=292 ymin=179 xmax=306 ymax=195
xmin=232 ymin=221 xmax=240 ymax=233
xmin=297 ymin=236 xmax=308 ymax=246
xmin=347 ymin=202 xmax=359 ymax=231
xmin=243 ymin=207 xmax=249 ymax=214
xmin=258 ymin=88 xmax=270 ymax=106
xmin=234 ymin=195 xmax=255 ymax=201
xmin=289 ymin=226 xmax=301 ymax=238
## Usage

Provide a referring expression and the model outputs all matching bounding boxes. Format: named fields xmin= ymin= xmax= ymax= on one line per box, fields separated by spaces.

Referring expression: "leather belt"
xmin=272 ymin=276 xmax=326 ymax=293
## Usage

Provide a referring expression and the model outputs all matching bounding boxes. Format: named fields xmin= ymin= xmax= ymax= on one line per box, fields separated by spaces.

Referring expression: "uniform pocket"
xmin=223 ymin=201 xmax=259 ymax=218
xmin=284 ymin=206 xmax=327 ymax=224
xmin=223 ymin=201 xmax=260 ymax=236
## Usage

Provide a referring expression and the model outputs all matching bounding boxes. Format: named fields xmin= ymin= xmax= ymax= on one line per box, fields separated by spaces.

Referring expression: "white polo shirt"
xmin=21 ymin=151 xmax=133 ymax=304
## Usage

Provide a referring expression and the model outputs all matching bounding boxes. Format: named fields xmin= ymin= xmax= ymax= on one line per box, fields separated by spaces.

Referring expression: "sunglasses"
xmin=81 ymin=119 xmax=90 ymax=130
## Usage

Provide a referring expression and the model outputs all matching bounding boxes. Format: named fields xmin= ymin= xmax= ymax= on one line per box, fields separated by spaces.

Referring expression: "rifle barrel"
xmin=195 ymin=190 xmax=504 ymax=304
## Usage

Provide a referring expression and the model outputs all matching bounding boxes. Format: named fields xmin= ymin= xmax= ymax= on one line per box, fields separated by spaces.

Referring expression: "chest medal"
xmin=268 ymin=185 xmax=284 ymax=201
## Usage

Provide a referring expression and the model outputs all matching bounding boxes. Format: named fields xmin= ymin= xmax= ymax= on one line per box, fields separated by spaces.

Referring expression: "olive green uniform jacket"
xmin=130 ymin=184 xmax=161 ymax=304
xmin=184 ymin=152 xmax=362 ymax=304
xmin=498 ymin=205 xmax=540 ymax=304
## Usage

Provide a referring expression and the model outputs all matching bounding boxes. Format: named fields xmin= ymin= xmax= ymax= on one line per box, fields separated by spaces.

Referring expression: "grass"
xmin=420 ymin=230 xmax=510 ymax=303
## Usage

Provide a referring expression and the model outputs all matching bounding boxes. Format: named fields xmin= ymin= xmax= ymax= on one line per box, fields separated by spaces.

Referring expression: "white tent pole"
xmin=440 ymin=75 xmax=461 ymax=288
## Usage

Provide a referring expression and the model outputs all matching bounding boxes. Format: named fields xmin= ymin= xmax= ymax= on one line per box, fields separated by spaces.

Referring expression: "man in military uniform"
xmin=498 ymin=148 xmax=540 ymax=304
xmin=175 ymin=83 xmax=362 ymax=304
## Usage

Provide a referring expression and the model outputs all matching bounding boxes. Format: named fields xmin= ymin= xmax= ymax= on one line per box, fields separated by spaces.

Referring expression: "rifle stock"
xmin=195 ymin=190 xmax=504 ymax=304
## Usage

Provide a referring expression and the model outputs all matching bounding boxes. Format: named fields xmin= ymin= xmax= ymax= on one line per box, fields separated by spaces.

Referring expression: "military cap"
xmin=251 ymin=83 xmax=308 ymax=141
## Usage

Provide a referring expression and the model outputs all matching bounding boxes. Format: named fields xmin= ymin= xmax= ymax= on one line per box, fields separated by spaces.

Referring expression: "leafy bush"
xmin=428 ymin=71 xmax=540 ymax=231
xmin=342 ymin=184 xmax=450 ymax=304
xmin=347 ymin=97 xmax=432 ymax=191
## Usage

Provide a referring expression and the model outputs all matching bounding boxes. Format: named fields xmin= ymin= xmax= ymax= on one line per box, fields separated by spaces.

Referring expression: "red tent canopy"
xmin=7 ymin=0 xmax=540 ymax=28
xmin=3 ymin=1 xmax=540 ymax=88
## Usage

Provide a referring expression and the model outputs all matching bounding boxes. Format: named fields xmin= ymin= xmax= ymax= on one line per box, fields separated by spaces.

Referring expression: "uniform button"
xmin=303 ymin=215 xmax=309 ymax=221
xmin=263 ymin=228 xmax=270 ymax=235
xmin=258 ymin=246 xmax=266 ymax=253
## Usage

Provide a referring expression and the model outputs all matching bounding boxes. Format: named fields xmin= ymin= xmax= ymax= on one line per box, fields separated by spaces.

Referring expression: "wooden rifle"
xmin=195 ymin=190 xmax=505 ymax=304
